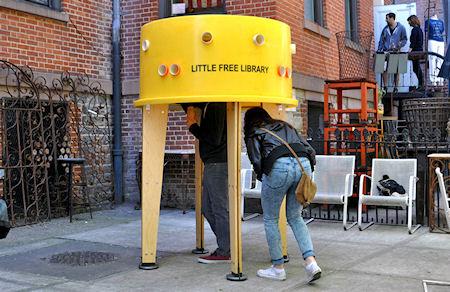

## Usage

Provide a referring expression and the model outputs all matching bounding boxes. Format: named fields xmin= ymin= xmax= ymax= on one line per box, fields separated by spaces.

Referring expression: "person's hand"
xmin=186 ymin=106 xmax=197 ymax=128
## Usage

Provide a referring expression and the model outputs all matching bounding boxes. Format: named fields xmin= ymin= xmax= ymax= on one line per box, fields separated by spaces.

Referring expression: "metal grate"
xmin=46 ymin=251 xmax=117 ymax=266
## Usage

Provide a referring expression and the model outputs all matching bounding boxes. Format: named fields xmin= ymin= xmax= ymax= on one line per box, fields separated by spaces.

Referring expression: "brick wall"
xmin=227 ymin=0 xmax=276 ymax=17
xmin=0 ymin=0 xmax=112 ymax=78
xmin=121 ymin=0 xmax=158 ymax=80
xmin=162 ymin=154 xmax=195 ymax=210
xmin=121 ymin=94 xmax=142 ymax=199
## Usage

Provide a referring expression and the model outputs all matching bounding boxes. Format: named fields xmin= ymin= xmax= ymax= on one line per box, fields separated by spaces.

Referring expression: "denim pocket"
xmin=265 ymin=168 xmax=289 ymax=189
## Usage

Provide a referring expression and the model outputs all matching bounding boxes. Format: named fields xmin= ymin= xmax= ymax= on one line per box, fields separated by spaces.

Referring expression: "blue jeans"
xmin=261 ymin=157 xmax=315 ymax=265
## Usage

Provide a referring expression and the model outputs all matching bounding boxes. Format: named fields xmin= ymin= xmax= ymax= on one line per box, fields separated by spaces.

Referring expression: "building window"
xmin=305 ymin=0 xmax=324 ymax=27
xmin=345 ymin=0 xmax=358 ymax=42
xmin=161 ymin=0 xmax=226 ymax=18
xmin=26 ymin=0 xmax=61 ymax=11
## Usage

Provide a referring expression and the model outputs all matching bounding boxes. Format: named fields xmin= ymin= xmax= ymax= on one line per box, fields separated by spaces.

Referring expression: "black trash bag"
xmin=377 ymin=175 xmax=406 ymax=196
xmin=0 ymin=199 xmax=10 ymax=239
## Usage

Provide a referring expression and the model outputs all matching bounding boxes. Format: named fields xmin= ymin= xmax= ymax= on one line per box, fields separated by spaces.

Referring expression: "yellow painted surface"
xmin=136 ymin=15 xmax=296 ymax=107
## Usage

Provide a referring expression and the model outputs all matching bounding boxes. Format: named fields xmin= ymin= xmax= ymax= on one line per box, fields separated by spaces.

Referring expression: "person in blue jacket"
xmin=378 ymin=12 xmax=408 ymax=91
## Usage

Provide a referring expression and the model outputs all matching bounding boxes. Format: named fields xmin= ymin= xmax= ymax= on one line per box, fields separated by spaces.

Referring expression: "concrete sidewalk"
xmin=1 ymin=205 xmax=450 ymax=291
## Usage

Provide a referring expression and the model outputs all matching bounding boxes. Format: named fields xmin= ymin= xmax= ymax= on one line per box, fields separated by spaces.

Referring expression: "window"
xmin=161 ymin=0 xmax=226 ymax=18
xmin=345 ymin=0 xmax=358 ymax=42
xmin=26 ymin=0 xmax=61 ymax=11
xmin=305 ymin=0 xmax=324 ymax=27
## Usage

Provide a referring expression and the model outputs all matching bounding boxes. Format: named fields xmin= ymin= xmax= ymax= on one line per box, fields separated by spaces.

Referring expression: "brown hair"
xmin=407 ymin=15 xmax=421 ymax=26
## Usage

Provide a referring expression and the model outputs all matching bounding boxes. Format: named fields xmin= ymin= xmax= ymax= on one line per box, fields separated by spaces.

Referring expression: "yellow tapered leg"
xmin=140 ymin=104 xmax=169 ymax=270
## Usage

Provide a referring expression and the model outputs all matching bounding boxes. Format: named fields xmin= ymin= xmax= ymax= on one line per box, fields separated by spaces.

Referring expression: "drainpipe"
xmin=112 ymin=0 xmax=123 ymax=204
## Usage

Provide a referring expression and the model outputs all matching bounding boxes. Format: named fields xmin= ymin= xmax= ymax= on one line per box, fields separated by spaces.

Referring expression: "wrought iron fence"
xmin=0 ymin=61 xmax=113 ymax=226
xmin=305 ymin=126 xmax=450 ymax=226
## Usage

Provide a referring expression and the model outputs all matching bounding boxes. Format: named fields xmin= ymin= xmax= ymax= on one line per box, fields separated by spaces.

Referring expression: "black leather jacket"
xmin=244 ymin=121 xmax=316 ymax=180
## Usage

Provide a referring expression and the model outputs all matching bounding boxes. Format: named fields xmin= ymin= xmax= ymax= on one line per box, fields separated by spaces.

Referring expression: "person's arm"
xmin=409 ymin=28 xmax=417 ymax=51
xmin=244 ymin=135 xmax=263 ymax=180
xmin=188 ymin=103 xmax=226 ymax=146
xmin=399 ymin=25 xmax=408 ymax=48
xmin=377 ymin=28 xmax=385 ymax=52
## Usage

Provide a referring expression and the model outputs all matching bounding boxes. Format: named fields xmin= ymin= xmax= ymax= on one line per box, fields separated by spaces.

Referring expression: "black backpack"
xmin=377 ymin=175 xmax=406 ymax=196
xmin=0 ymin=199 xmax=10 ymax=239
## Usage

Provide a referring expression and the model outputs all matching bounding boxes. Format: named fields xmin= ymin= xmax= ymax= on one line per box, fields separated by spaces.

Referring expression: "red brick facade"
xmin=1 ymin=1 xmax=112 ymax=78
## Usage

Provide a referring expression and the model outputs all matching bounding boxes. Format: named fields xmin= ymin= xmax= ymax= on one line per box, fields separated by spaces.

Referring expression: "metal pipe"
xmin=112 ymin=0 xmax=123 ymax=204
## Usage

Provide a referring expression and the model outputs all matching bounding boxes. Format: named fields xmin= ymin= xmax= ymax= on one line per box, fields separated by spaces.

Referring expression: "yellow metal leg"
xmin=192 ymin=141 xmax=208 ymax=254
xmin=140 ymin=104 xmax=169 ymax=270
xmin=262 ymin=103 xmax=288 ymax=260
xmin=226 ymin=102 xmax=247 ymax=281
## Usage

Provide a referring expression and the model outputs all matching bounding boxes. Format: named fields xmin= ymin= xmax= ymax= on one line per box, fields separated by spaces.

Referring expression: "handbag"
xmin=260 ymin=128 xmax=317 ymax=207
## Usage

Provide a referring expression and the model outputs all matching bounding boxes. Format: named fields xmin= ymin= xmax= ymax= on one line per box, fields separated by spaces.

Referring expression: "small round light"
xmin=278 ymin=66 xmax=286 ymax=77
xmin=169 ymin=64 xmax=180 ymax=76
xmin=142 ymin=40 xmax=150 ymax=52
xmin=286 ymin=68 xmax=292 ymax=78
xmin=202 ymin=32 xmax=213 ymax=44
xmin=158 ymin=64 xmax=168 ymax=77
xmin=253 ymin=34 xmax=265 ymax=46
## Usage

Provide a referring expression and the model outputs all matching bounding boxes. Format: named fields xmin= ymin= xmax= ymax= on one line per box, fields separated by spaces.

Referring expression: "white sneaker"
xmin=257 ymin=265 xmax=286 ymax=281
xmin=305 ymin=262 xmax=322 ymax=283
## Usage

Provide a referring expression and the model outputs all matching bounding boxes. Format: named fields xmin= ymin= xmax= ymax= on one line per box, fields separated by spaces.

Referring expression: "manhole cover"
xmin=44 ymin=251 xmax=118 ymax=266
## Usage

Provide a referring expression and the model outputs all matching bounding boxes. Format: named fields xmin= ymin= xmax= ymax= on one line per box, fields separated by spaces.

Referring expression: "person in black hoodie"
xmin=407 ymin=15 xmax=424 ymax=89
xmin=244 ymin=107 xmax=321 ymax=282
xmin=185 ymin=102 xmax=230 ymax=264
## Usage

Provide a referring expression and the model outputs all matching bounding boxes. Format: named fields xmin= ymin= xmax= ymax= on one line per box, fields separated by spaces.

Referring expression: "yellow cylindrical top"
xmin=135 ymin=15 xmax=296 ymax=107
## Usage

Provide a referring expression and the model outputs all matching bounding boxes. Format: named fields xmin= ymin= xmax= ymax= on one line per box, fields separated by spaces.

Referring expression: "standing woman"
xmin=244 ymin=107 xmax=321 ymax=282
xmin=407 ymin=15 xmax=424 ymax=89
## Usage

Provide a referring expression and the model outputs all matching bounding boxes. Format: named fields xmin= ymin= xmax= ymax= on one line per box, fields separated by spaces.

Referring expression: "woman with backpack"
xmin=244 ymin=107 xmax=321 ymax=282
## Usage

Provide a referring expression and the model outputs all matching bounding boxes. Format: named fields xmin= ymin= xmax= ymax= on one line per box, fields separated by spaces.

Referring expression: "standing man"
xmin=378 ymin=12 xmax=408 ymax=92
xmin=186 ymin=103 xmax=230 ymax=263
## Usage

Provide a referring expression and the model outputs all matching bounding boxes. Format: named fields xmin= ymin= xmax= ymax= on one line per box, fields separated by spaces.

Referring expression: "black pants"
xmin=412 ymin=60 xmax=423 ymax=87
xmin=202 ymin=162 xmax=230 ymax=256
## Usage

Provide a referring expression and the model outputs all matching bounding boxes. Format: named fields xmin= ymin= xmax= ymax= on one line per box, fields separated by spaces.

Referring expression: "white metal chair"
xmin=241 ymin=153 xmax=261 ymax=220
xmin=358 ymin=159 xmax=420 ymax=234
xmin=435 ymin=167 xmax=450 ymax=229
xmin=308 ymin=155 xmax=357 ymax=230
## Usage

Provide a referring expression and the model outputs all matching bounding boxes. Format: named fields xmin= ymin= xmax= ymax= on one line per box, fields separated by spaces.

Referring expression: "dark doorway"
xmin=307 ymin=101 xmax=324 ymax=154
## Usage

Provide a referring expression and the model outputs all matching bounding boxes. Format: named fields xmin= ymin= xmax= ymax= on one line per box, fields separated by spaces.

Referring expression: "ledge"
xmin=0 ymin=0 xmax=69 ymax=22
xmin=303 ymin=19 xmax=331 ymax=39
